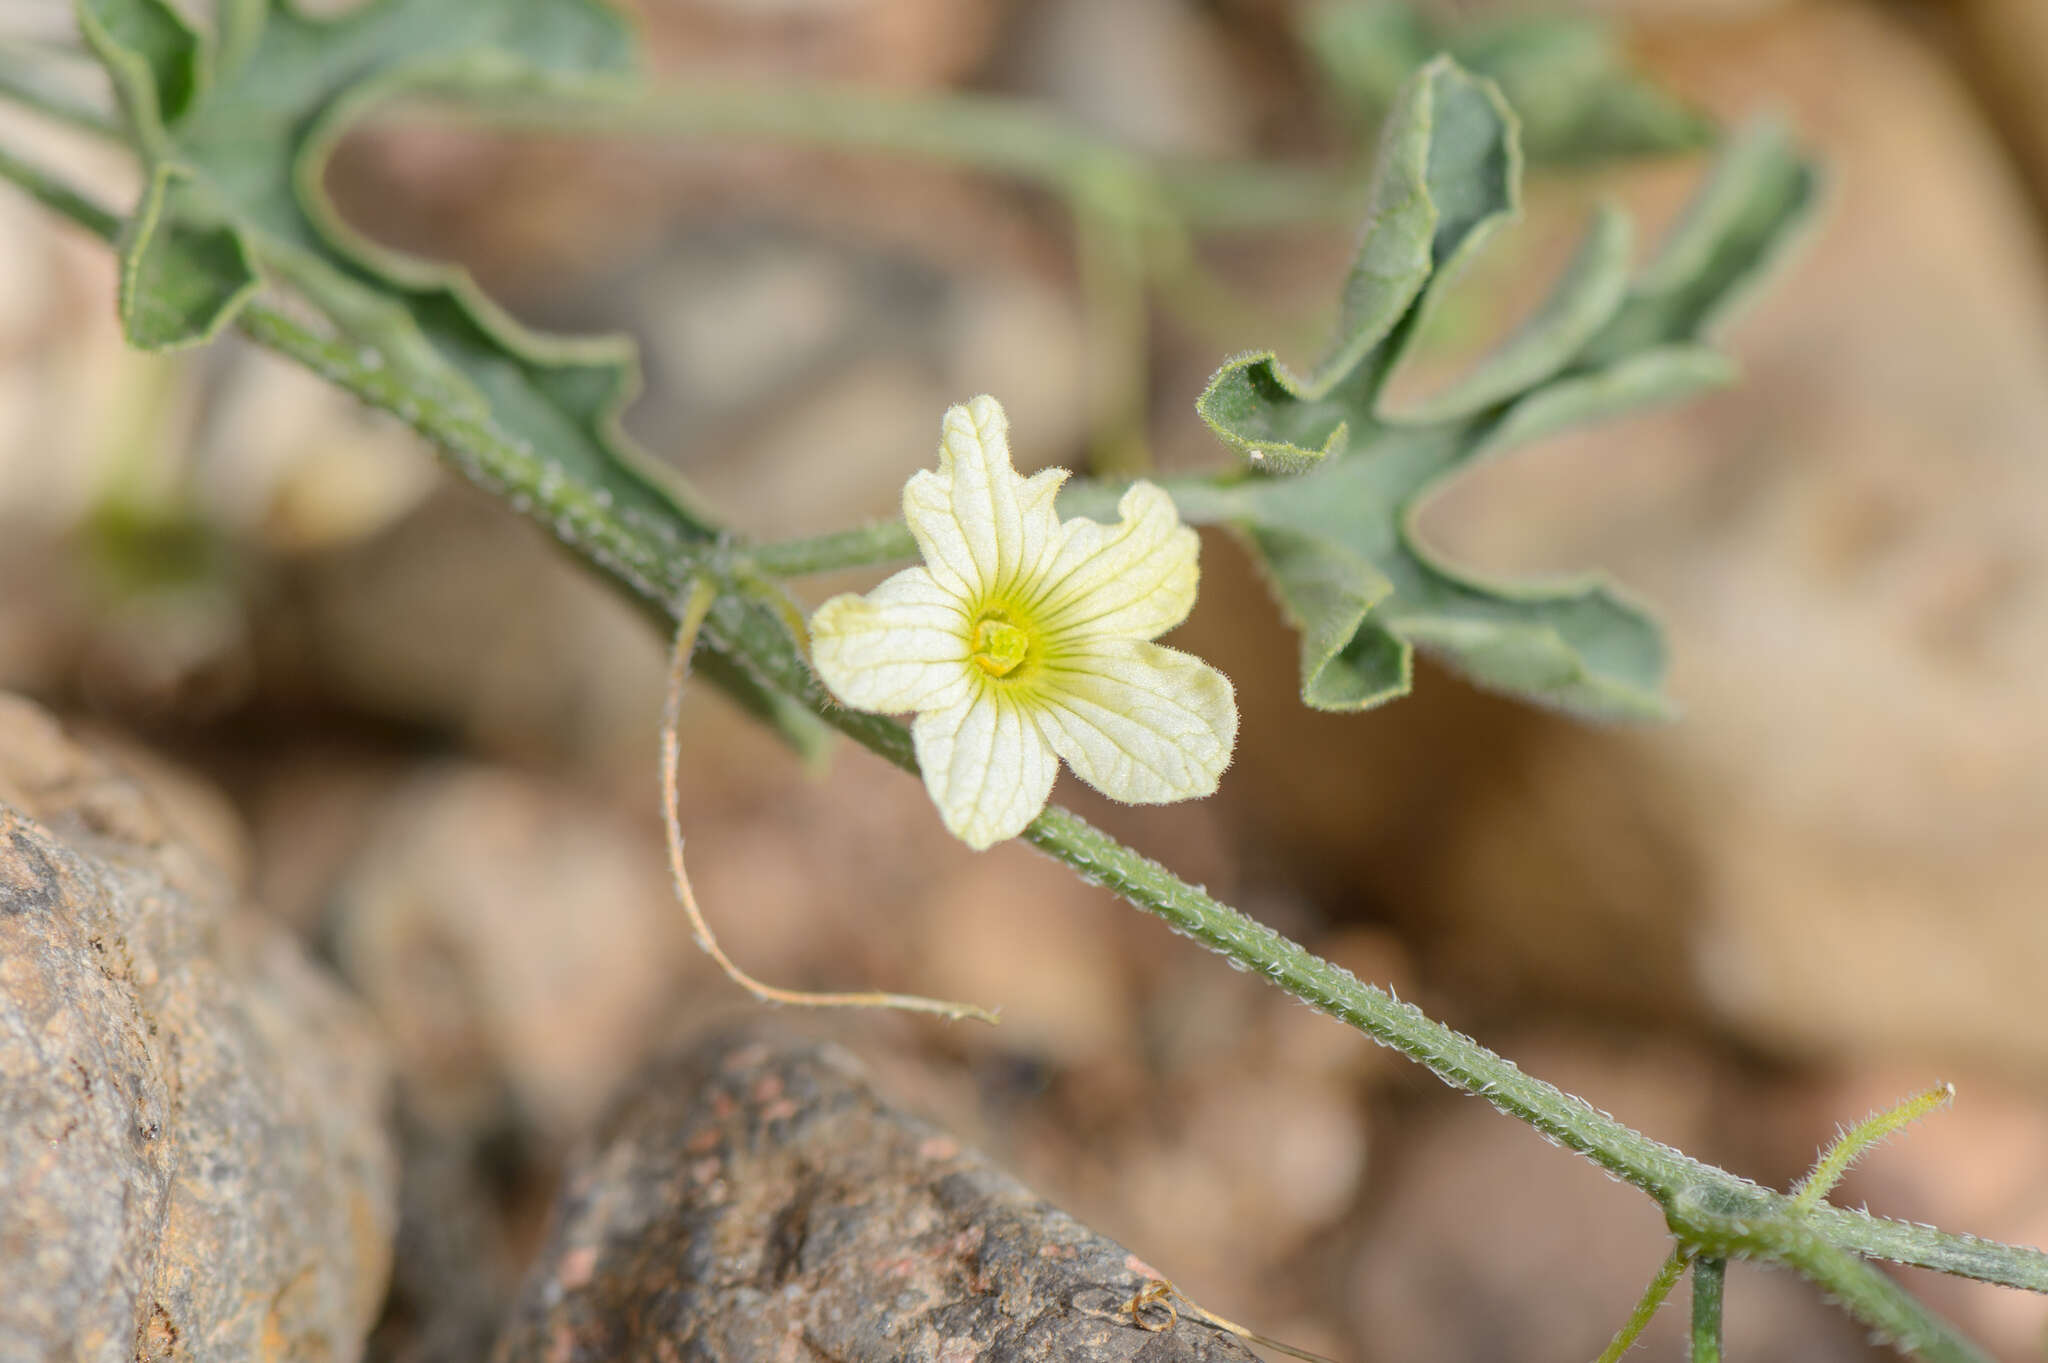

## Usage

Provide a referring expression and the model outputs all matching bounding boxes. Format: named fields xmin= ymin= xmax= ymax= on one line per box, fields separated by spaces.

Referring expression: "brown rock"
xmin=494 ymin=1026 xmax=1259 ymax=1363
xmin=0 ymin=693 xmax=396 ymax=1361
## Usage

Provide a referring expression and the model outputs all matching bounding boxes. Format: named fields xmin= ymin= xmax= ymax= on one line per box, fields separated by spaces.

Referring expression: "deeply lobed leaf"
xmin=1194 ymin=60 xmax=1817 ymax=717
xmin=75 ymin=0 xmax=829 ymax=751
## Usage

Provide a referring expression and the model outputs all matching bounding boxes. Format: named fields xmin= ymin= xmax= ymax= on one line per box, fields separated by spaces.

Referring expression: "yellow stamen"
xmin=971 ymin=617 xmax=1030 ymax=677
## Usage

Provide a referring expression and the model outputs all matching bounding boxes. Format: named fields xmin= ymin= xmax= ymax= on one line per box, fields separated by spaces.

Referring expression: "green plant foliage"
xmin=16 ymin=17 xmax=2048 ymax=1354
xmin=73 ymin=0 xmax=829 ymax=751
xmin=1304 ymin=1 xmax=1714 ymax=166
xmin=1195 ymin=58 xmax=1816 ymax=717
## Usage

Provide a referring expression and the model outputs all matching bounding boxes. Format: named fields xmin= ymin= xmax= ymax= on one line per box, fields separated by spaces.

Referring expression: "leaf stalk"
xmin=6 ymin=106 xmax=2047 ymax=1361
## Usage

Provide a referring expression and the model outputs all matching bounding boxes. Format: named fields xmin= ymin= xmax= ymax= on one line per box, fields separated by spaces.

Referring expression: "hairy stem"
xmin=0 ymin=141 xmax=122 ymax=238
xmin=7 ymin=142 xmax=2048 ymax=1334
xmin=437 ymin=79 xmax=1351 ymax=230
xmin=1769 ymin=1238 xmax=1987 ymax=1363
xmin=0 ymin=54 xmax=121 ymax=138
xmin=1689 ymin=1258 xmax=1724 ymax=1363
xmin=1019 ymin=805 xmax=1704 ymax=1191
xmin=751 ymin=520 xmax=917 ymax=577
xmin=1074 ymin=198 xmax=1154 ymax=475
xmin=425 ymin=75 xmax=1353 ymax=464
xmin=752 ymin=477 xmax=1253 ymax=578
xmin=1793 ymin=1083 xmax=1954 ymax=1213
xmin=1595 ymin=1248 xmax=1689 ymax=1363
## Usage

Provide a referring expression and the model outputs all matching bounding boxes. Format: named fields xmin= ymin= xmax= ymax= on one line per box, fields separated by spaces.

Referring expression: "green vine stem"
xmin=1593 ymin=1248 xmax=1688 ymax=1363
xmin=1073 ymin=192 xmax=1154 ymax=474
xmin=5 ymin=141 xmax=2046 ymax=1357
xmin=1690 ymin=1258 xmax=1725 ymax=1363
xmin=749 ymin=476 xmax=1249 ymax=578
xmin=750 ymin=520 xmax=918 ymax=578
xmin=439 ymin=80 xmax=1351 ymax=231
xmin=429 ymin=78 xmax=1355 ymax=464
xmin=0 ymin=41 xmax=120 ymax=139
xmin=1793 ymin=1083 xmax=1954 ymax=1214
xmin=0 ymin=142 xmax=120 ymax=239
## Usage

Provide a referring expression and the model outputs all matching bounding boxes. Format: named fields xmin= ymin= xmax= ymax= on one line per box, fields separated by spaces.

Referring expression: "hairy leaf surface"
xmin=75 ymin=0 xmax=827 ymax=750
xmin=1195 ymin=59 xmax=1817 ymax=716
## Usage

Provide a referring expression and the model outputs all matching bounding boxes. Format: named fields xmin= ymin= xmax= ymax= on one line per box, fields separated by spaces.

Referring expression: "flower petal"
xmin=1033 ymin=481 xmax=1199 ymax=642
xmin=810 ymin=566 xmax=973 ymax=714
xmin=1034 ymin=639 xmax=1237 ymax=804
xmin=903 ymin=395 xmax=1067 ymax=599
xmin=913 ymin=687 xmax=1060 ymax=850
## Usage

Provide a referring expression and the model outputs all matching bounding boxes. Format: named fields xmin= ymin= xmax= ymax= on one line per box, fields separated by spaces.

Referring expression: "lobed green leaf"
xmin=14 ymin=24 xmax=2048 ymax=1355
xmin=75 ymin=0 xmax=829 ymax=753
xmin=75 ymin=0 xmax=201 ymax=143
xmin=1196 ymin=57 xmax=1520 ymax=473
xmin=117 ymin=164 xmax=257 ymax=349
xmin=1191 ymin=64 xmax=1817 ymax=718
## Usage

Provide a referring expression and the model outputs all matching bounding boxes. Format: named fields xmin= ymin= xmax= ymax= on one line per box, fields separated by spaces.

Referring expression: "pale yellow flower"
xmin=810 ymin=396 xmax=1238 ymax=849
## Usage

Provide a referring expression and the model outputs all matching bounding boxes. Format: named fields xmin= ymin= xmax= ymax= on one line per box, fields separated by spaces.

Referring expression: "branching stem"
xmin=1596 ymin=1248 xmax=1690 ymax=1363
xmin=1793 ymin=1083 xmax=1954 ymax=1214
xmin=1689 ymin=1257 xmax=1725 ymax=1363
xmin=6 ymin=136 xmax=2047 ymax=1363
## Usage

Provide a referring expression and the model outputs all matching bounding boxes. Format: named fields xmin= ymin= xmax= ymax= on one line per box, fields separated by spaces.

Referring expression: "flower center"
xmin=970 ymin=615 xmax=1031 ymax=678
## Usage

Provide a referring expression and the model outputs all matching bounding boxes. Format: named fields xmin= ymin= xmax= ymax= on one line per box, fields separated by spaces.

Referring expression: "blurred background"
xmin=4 ymin=0 xmax=2048 ymax=1358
